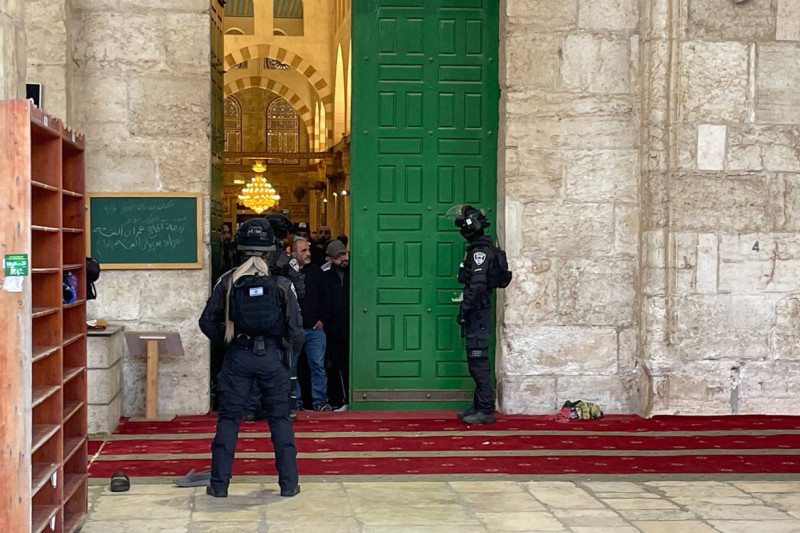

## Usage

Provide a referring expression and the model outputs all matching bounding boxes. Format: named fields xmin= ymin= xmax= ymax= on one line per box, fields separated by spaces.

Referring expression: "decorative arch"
xmin=346 ymin=45 xmax=352 ymax=133
xmin=333 ymin=44 xmax=346 ymax=141
xmin=223 ymin=77 xmax=313 ymax=140
xmin=225 ymin=28 xmax=245 ymax=35
xmin=224 ymin=44 xmax=334 ymax=141
xmin=267 ymin=97 xmax=300 ymax=164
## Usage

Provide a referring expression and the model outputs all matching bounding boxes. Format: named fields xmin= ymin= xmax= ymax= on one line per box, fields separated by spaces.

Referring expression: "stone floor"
xmin=79 ymin=478 xmax=800 ymax=532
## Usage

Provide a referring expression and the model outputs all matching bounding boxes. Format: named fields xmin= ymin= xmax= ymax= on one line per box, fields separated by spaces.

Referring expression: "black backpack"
xmin=86 ymin=257 xmax=101 ymax=300
xmin=228 ymin=274 xmax=283 ymax=335
xmin=487 ymin=244 xmax=512 ymax=289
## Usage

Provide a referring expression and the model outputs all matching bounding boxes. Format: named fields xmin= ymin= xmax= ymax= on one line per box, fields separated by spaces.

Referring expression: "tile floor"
xmin=81 ymin=479 xmax=800 ymax=533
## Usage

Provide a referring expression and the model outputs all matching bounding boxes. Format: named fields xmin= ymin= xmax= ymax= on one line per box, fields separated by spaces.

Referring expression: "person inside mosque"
xmin=310 ymin=225 xmax=332 ymax=266
xmin=322 ymin=239 xmax=351 ymax=410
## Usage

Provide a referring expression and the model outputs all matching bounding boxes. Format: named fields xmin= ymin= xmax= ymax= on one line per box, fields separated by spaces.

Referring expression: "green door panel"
xmin=351 ymin=0 xmax=499 ymax=410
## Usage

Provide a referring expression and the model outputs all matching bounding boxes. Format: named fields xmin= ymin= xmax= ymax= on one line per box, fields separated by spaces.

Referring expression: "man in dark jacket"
xmin=322 ymin=239 xmax=350 ymax=410
xmin=291 ymin=238 xmax=332 ymax=411
xmin=198 ymin=219 xmax=303 ymax=497
xmin=449 ymin=204 xmax=499 ymax=425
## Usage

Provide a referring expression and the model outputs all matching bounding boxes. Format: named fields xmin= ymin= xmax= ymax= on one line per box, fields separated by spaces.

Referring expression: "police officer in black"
xmin=449 ymin=205 xmax=498 ymax=425
xmin=199 ymin=218 xmax=304 ymax=497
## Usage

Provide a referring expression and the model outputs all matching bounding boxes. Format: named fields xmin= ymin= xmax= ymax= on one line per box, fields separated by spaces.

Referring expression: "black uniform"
xmin=269 ymin=250 xmax=306 ymax=301
xmin=457 ymin=234 xmax=497 ymax=414
xmin=322 ymin=262 xmax=350 ymax=407
xmin=199 ymin=271 xmax=304 ymax=494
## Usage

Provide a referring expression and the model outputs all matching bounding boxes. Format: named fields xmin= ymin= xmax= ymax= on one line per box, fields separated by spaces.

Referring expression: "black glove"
xmin=456 ymin=312 xmax=467 ymax=327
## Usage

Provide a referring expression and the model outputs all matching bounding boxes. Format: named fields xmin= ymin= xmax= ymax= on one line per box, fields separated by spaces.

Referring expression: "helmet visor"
xmin=445 ymin=204 xmax=469 ymax=221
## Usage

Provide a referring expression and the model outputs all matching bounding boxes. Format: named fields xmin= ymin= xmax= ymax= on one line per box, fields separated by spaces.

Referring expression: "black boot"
xmin=281 ymin=484 xmax=301 ymax=497
xmin=457 ymin=406 xmax=477 ymax=420
xmin=206 ymin=485 xmax=228 ymax=498
xmin=462 ymin=411 xmax=496 ymax=425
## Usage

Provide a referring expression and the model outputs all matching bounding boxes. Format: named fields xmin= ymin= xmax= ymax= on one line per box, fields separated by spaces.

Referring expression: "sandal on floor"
xmin=109 ymin=471 xmax=130 ymax=492
xmin=172 ymin=469 xmax=211 ymax=488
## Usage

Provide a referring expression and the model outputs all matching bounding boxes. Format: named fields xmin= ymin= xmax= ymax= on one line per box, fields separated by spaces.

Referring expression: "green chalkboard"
xmin=88 ymin=193 xmax=202 ymax=269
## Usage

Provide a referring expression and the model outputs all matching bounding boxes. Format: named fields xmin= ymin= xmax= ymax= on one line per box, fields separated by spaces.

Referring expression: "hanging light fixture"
xmin=238 ymin=161 xmax=280 ymax=214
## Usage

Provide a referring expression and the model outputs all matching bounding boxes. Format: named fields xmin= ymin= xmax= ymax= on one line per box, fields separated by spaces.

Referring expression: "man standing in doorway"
xmin=322 ymin=239 xmax=351 ymax=410
xmin=291 ymin=238 xmax=333 ymax=412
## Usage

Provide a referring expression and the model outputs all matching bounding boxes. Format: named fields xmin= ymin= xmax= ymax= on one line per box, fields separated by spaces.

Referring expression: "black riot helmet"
xmin=446 ymin=204 xmax=491 ymax=239
xmin=265 ymin=213 xmax=293 ymax=241
xmin=234 ymin=218 xmax=277 ymax=256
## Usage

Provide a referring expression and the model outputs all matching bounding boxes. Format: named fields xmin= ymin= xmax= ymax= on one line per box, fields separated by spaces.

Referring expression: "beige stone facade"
xmin=4 ymin=1 xmax=800 ymax=416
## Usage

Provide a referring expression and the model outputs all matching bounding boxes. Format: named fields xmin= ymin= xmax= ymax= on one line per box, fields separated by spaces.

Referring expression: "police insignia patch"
xmin=289 ymin=258 xmax=300 ymax=272
xmin=473 ymin=251 xmax=486 ymax=265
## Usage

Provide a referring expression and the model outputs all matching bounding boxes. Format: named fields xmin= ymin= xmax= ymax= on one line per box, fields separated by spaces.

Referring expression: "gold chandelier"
xmin=238 ymin=161 xmax=280 ymax=214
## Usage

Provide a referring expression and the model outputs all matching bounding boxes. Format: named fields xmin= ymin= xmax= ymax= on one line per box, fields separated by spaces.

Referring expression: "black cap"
xmin=234 ymin=219 xmax=277 ymax=252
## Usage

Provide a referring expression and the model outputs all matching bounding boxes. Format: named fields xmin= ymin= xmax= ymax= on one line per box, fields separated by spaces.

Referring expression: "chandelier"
xmin=238 ymin=161 xmax=280 ymax=214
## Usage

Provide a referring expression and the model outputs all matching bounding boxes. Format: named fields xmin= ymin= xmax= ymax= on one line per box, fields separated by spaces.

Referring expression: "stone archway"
xmin=224 ymin=44 xmax=334 ymax=142
xmin=224 ymin=77 xmax=314 ymax=140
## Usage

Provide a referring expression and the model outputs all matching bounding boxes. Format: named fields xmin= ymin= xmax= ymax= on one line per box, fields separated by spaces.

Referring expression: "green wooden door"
xmin=351 ymin=0 xmax=499 ymax=410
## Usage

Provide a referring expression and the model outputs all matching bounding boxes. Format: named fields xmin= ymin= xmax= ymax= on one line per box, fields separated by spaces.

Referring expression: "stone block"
xmin=578 ymin=0 xmax=639 ymax=32
xmin=697 ymin=125 xmax=726 ymax=171
xmin=0 ymin=0 xmax=25 ymax=19
xmin=642 ymin=231 xmax=666 ymax=296
xmin=727 ymin=126 xmax=800 ymax=172
xmin=86 ymin=271 xmax=143 ymax=320
xmin=677 ymin=124 xmax=698 ymax=171
xmin=674 ymin=232 xmax=698 ymax=295
xmin=506 ymin=91 xmax=635 ymax=118
xmin=88 ymin=359 xmax=122 ymax=404
xmin=769 ymin=174 xmax=800 ymax=231
xmin=88 ymin=326 xmax=125 ymax=368
xmin=0 ymin=14 xmax=26 ymax=100
xmin=562 ymin=34 xmax=631 ymax=94
xmin=674 ymin=295 xmax=774 ymax=362
xmin=502 ymin=256 xmax=557 ymax=327
xmin=505 ymin=0 xmax=577 ymax=30
xmin=505 ymin=31 xmax=561 ymax=90
xmin=26 ymin=64 xmax=67 ymax=121
xmin=503 ymin=325 xmax=618 ymax=375
xmin=679 ymin=41 xmax=748 ymax=123
xmin=129 ymin=76 xmax=209 ymax=138
xmin=773 ymin=294 xmax=800 ymax=361
xmin=71 ymin=0 xmax=208 ymax=11
xmin=557 ymin=258 xmax=636 ymax=327
xmin=687 ymin=0 xmax=776 ymax=41
xmin=670 ymin=173 xmax=768 ymax=232
xmin=696 ymin=233 xmax=718 ymax=294
xmin=523 ymin=202 xmax=614 ymax=257
xmin=73 ymin=12 xmax=163 ymax=71
xmin=24 ymin=0 xmax=67 ymax=64
xmin=85 ymin=142 xmax=159 ymax=191
xmin=718 ymin=232 xmax=800 ymax=292
xmin=739 ymin=361 xmax=800 ymax=414
xmin=156 ymin=139 xmax=211 ymax=191
xmin=650 ymin=362 xmax=737 ymax=415
xmin=777 ymin=0 xmax=800 ymax=41
xmin=88 ymin=393 xmax=122 ymax=435
xmin=756 ymin=43 xmax=800 ymax=124
xmin=556 ymin=375 xmax=634 ymax=413
xmin=139 ymin=271 xmax=211 ymax=321
xmin=497 ymin=375 xmax=557 ymax=414
xmin=71 ymin=76 xmax=129 ymax=125
xmin=618 ymin=327 xmax=638 ymax=375
xmin=564 ymin=150 xmax=638 ymax=203
xmin=509 ymin=117 xmax=637 ymax=151
xmin=614 ymin=203 xmax=639 ymax=257
xmin=504 ymin=148 xmax=563 ymax=201
xmin=162 ymin=13 xmax=210 ymax=72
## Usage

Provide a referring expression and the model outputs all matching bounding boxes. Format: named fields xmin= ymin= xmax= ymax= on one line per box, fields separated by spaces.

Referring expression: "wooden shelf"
xmin=62 ymin=263 xmax=83 ymax=271
xmin=63 ymin=401 xmax=83 ymax=423
xmin=32 ymin=425 xmax=60 ymax=454
xmin=63 ymin=474 xmax=85 ymax=502
xmin=31 ymin=462 xmax=58 ymax=496
xmin=63 ymin=367 xmax=83 ymax=384
xmin=64 ymin=436 xmax=86 ymax=463
xmin=31 ymin=180 xmax=59 ymax=192
xmin=32 ymin=386 xmax=60 ymax=408
xmin=32 ymin=345 xmax=60 ymax=363
xmin=62 ymin=189 xmax=83 ymax=198
xmin=31 ymin=505 xmax=59 ymax=533
xmin=31 ymin=267 xmax=60 ymax=274
xmin=32 ymin=307 xmax=59 ymax=319
xmin=63 ymin=228 xmax=83 ymax=234
xmin=62 ymin=333 xmax=83 ymax=347
xmin=31 ymin=225 xmax=60 ymax=233
xmin=63 ymin=299 xmax=86 ymax=310
xmin=64 ymin=510 xmax=85 ymax=533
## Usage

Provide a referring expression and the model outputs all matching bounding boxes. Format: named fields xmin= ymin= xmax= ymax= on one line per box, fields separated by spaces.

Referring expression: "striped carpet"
xmin=88 ymin=412 xmax=800 ymax=479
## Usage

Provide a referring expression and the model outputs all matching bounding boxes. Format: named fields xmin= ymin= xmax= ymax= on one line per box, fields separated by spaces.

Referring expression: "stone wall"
xmin=499 ymin=0 xmax=641 ymax=414
xmin=642 ymin=0 xmax=800 ymax=415
xmin=0 ymin=0 xmax=26 ymax=99
xmin=69 ymin=0 xmax=211 ymax=416
xmin=25 ymin=0 xmax=70 ymax=120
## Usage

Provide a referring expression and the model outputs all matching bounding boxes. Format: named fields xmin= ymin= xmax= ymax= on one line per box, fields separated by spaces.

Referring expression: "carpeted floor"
xmin=88 ymin=412 xmax=800 ymax=478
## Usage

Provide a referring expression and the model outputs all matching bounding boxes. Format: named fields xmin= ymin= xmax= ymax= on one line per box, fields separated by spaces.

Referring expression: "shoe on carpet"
xmin=457 ymin=406 xmax=477 ymax=420
xmin=313 ymin=403 xmax=333 ymax=412
xmin=281 ymin=484 xmax=301 ymax=497
xmin=289 ymin=411 xmax=297 ymax=422
xmin=462 ymin=411 xmax=496 ymax=425
xmin=206 ymin=485 xmax=228 ymax=498
xmin=334 ymin=404 xmax=349 ymax=412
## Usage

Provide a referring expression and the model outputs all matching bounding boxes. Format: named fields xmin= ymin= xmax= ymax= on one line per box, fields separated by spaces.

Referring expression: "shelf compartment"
xmin=32 ymin=185 xmax=61 ymax=228
xmin=31 ymin=129 xmax=61 ymax=190
xmin=32 ymin=307 xmax=60 ymax=319
xmin=31 ymin=425 xmax=60 ymax=454
xmin=32 ymin=345 xmax=60 ymax=364
xmin=63 ymin=332 xmax=83 ymax=348
xmin=63 ymin=400 xmax=84 ymax=423
xmin=63 ymin=474 xmax=85 ymax=503
xmin=33 ymin=272 xmax=61 ymax=312
xmin=33 ymin=313 xmax=62 ymax=349
xmin=63 ymin=367 xmax=83 ymax=384
xmin=64 ymin=336 xmax=86 ymax=374
xmin=62 ymin=141 xmax=85 ymax=195
xmin=63 ymin=436 xmax=86 ymax=464
xmin=31 ymin=229 xmax=60 ymax=269
xmin=31 ymin=505 xmax=59 ymax=533
xmin=62 ymin=232 xmax=85 ymax=270
xmin=31 ymin=462 xmax=59 ymax=497
xmin=63 ymin=482 xmax=88 ymax=533
xmin=63 ymin=304 xmax=86 ymax=342
xmin=32 ymin=386 xmax=60 ymax=409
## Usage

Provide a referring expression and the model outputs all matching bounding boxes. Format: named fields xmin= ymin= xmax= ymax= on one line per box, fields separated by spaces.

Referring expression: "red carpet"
xmin=88 ymin=412 xmax=800 ymax=478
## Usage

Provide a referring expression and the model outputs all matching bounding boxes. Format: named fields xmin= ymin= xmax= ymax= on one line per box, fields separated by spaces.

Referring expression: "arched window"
xmin=224 ymin=96 xmax=242 ymax=165
xmin=273 ymin=0 xmax=303 ymax=36
xmin=267 ymin=97 xmax=299 ymax=165
xmin=224 ymin=0 xmax=254 ymax=35
xmin=334 ymin=44 xmax=346 ymax=141
xmin=346 ymin=45 xmax=352 ymax=133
